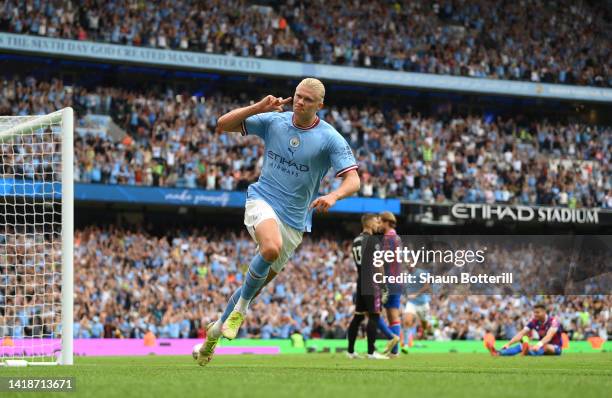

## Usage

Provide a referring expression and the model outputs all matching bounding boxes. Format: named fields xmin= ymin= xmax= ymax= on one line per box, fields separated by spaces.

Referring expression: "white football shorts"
xmin=244 ymin=199 xmax=303 ymax=273
xmin=404 ymin=301 xmax=430 ymax=320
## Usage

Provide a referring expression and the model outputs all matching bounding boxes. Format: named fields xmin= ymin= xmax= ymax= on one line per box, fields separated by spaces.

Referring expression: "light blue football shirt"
xmin=241 ymin=111 xmax=357 ymax=232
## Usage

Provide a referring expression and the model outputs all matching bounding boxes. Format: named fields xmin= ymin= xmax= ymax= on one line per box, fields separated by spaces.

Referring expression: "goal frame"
xmin=0 ymin=107 xmax=73 ymax=366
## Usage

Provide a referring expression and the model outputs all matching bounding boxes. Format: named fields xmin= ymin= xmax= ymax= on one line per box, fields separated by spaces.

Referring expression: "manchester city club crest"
xmin=288 ymin=136 xmax=300 ymax=156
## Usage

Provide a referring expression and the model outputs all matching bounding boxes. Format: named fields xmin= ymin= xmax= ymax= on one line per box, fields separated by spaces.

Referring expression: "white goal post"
xmin=0 ymin=108 xmax=73 ymax=366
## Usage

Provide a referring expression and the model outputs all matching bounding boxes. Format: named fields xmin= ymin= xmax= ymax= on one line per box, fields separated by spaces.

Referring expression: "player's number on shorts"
xmin=352 ymin=245 xmax=362 ymax=266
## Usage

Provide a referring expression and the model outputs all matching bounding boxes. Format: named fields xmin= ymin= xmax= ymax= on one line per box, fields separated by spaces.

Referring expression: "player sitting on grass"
xmin=346 ymin=213 xmax=388 ymax=360
xmin=197 ymin=78 xmax=360 ymax=366
xmin=486 ymin=303 xmax=563 ymax=356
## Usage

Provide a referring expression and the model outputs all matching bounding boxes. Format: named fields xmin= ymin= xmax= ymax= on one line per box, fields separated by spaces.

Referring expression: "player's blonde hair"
xmin=298 ymin=78 xmax=325 ymax=103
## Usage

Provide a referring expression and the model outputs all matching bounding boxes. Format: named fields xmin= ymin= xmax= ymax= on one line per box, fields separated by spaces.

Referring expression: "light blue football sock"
xmin=402 ymin=328 xmax=410 ymax=345
xmin=220 ymin=287 xmax=242 ymax=322
xmin=240 ymin=254 xmax=272 ymax=301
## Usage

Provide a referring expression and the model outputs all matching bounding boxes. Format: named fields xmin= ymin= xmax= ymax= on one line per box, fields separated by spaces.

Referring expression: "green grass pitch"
xmin=2 ymin=353 xmax=611 ymax=398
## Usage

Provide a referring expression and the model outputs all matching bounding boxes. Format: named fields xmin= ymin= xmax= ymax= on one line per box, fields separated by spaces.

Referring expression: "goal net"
xmin=0 ymin=108 xmax=73 ymax=366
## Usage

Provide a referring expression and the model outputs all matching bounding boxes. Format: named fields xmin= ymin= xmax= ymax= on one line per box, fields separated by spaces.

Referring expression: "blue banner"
xmin=74 ymin=183 xmax=400 ymax=214
xmin=76 ymin=183 xmax=244 ymax=208
xmin=331 ymin=196 xmax=400 ymax=214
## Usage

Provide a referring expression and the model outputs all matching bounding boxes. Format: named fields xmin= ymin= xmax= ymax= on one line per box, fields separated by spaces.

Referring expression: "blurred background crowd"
xmin=1 ymin=0 xmax=610 ymax=87
xmin=1 ymin=76 xmax=610 ymax=208
xmin=3 ymin=227 xmax=608 ymax=342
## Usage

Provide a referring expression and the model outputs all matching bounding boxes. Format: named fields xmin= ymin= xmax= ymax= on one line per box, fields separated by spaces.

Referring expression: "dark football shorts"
xmin=354 ymin=292 xmax=382 ymax=313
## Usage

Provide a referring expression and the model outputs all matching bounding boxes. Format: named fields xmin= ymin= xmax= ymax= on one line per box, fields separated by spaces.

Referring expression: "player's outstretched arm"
xmin=502 ymin=327 xmax=529 ymax=349
xmin=531 ymin=327 xmax=558 ymax=350
xmin=310 ymin=169 xmax=360 ymax=213
xmin=216 ymin=95 xmax=291 ymax=133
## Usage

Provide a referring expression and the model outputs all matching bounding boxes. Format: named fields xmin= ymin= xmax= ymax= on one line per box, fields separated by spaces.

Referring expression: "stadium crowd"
xmin=0 ymin=0 xmax=610 ymax=87
xmin=3 ymin=227 xmax=609 ymax=341
xmin=1 ymin=76 xmax=610 ymax=208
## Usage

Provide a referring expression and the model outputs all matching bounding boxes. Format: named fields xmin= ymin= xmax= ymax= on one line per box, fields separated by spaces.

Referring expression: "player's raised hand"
xmin=257 ymin=95 xmax=292 ymax=113
xmin=309 ymin=193 xmax=338 ymax=213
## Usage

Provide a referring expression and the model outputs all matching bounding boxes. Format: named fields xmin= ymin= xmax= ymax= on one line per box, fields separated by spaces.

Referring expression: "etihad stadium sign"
xmin=451 ymin=203 xmax=600 ymax=224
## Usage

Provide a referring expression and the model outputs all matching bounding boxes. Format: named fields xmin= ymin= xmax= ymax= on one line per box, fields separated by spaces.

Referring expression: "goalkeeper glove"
xmin=381 ymin=285 xmax=389 ymax=304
